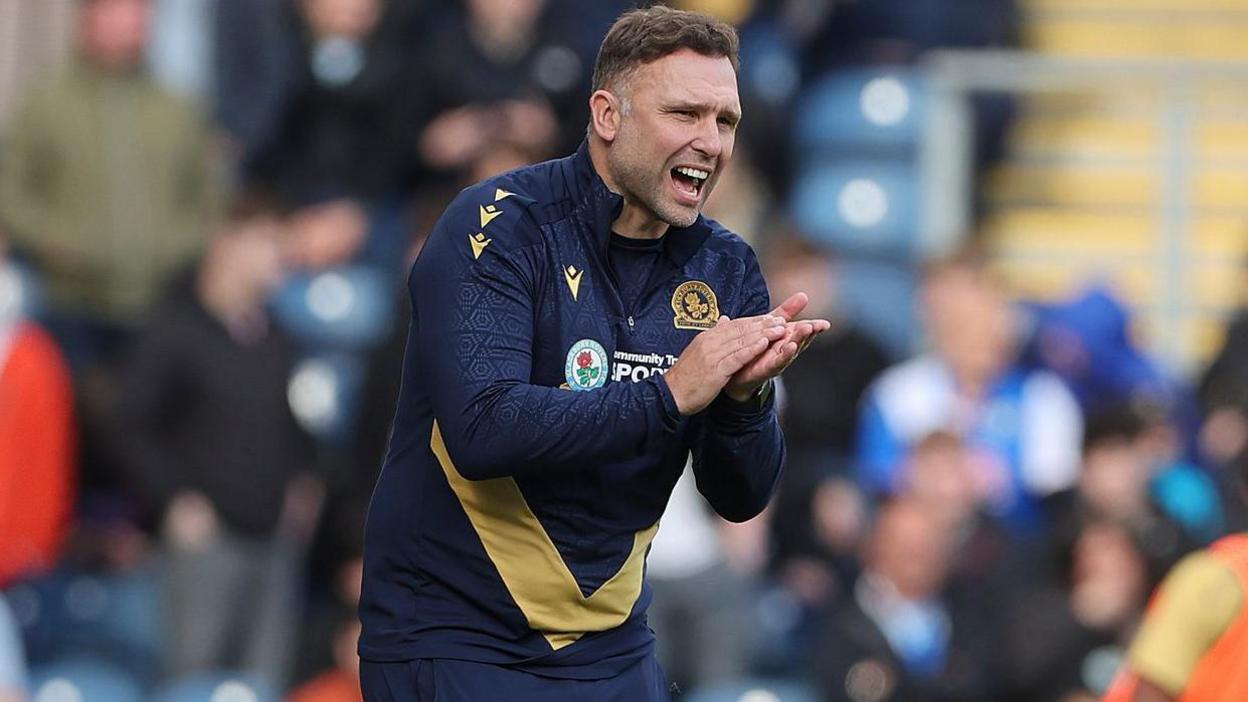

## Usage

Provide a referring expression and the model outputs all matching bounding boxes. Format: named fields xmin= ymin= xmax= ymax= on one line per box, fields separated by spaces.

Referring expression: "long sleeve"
xmin=111 ymin=318 xmax=194 ymax=517
xmin=0 ymin=91 xmax=53 ymax=254
xmin=688 ymin=252 xmax=785 ymax=522
xmin=855 ymin=394 xmax=904 ymax=494
xmin=411 ymin=195 xmax=682 ymax=480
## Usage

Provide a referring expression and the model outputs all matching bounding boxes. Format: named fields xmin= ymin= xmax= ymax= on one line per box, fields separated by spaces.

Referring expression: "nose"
xmin=691 ymin=117 xmax=722 ymax=159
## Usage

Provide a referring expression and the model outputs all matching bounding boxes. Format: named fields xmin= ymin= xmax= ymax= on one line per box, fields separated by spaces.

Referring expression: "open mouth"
xmin=670 ymin=166 xmax=710 ymax=204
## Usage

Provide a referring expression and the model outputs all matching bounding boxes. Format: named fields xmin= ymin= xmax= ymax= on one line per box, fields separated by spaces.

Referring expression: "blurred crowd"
xmin=2 ymin=0 xmax=1247 ymax=701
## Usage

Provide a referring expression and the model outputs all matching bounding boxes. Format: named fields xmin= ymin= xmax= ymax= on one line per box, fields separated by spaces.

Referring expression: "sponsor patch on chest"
xmin=611 ymin=350 xmax=677 ymax=383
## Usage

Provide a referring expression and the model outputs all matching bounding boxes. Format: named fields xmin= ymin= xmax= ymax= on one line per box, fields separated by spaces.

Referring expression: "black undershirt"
xmin=608 ymin=232 xmax=664 ymax=312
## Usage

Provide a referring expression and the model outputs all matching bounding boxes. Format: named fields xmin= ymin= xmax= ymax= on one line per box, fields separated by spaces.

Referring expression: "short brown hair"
xmin=592 ymin=5 xmax=739 ymax=93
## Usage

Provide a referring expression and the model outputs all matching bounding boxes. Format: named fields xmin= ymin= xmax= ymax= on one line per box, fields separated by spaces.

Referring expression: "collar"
xmin=566 ymin=141 xmax=713 ymax=270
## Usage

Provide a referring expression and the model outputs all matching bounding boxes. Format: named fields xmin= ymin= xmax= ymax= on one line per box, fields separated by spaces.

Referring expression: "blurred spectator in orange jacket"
xmin=0 ymin=231 xmax=76 ymax=589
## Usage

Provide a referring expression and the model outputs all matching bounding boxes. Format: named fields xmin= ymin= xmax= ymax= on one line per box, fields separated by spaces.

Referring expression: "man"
xmin=0 ymin=0 xmax=217 ymax=370
xmin=111 ymin=196 xmax=315 ymax=685
xmin=856 ymin=251 xmax=1082 ymax=535
xmin=813 ymin=498 xmax=992 ymax=702
xmin=358 ymin=7 xmax=828 ymax=700
xmin=1102 ymin=448 xmax=1248 ymax=702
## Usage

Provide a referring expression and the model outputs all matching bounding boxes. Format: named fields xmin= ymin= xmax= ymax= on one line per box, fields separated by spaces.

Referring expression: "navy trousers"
xmin=360 ymin=654 xmax=671 ymax=701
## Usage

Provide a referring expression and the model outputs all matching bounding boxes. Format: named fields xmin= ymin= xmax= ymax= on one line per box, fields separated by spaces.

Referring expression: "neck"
xmin=588 ymin=138 xmax=669 ymax=240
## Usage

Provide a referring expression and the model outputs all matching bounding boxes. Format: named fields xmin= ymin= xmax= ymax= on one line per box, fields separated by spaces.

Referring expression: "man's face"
xmin=605 ymin=49 xmax=741 ymax=229
xmin=80 ymin=0 xmax=152 ymax=71
xmin=922 ymin=267 xmax=1013 ymax=387
xmin=301 ymin=0 xmax=382 ymax=41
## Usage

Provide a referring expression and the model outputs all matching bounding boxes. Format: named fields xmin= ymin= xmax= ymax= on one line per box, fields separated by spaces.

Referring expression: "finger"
xmin=711 ymin=315 xmax=784 ymax=348
xmin=771 ymin=292 xmax=810 ymax=322
xmin=720 ymin=335 xmax=771 ymax=376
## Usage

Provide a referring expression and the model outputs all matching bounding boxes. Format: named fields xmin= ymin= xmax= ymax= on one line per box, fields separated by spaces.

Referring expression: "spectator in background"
xmin=416 ymin=0 xmax=567 ymax=183
xmin=1103 ymin=448 xmax=1248 ymax=702
xmin=814 ymin=498 xmax=992 ymax=701
xmin=1199 ymin=304 xmax=1248 ymax=530
xmin=287 ymin=608 xmax=363 ymax=702
xmin=995 ymin=519 xmax=1150 ymax=701
xmin=901 ymin=431 xmax=1017 ymax=604
xmin=646 ymin=468 xmax=755 ymax=694
xmin=856 ymin=250 xmax=1083 ymax=535
xmin=246 ymin=0 xmax=428 ymax=270
xmin=111 ymin=195 xmax=318 ymax=686
xmin=1046 ymin=408 xmax=1203 ymax=584
xmin=1025 ymin=286 xmax=1203 ymax=460
xmin=213 ymin=0 xmax=298 ymax=162
xmin=0 ymin=0 xmax=218 ymax=372
xmin=0 ymin=232 xmax=76 ymax=589
xmin=761 ymin=236 xmax=889 ymax=637
xmin=0 ymin=0 xmax=74 ymax=129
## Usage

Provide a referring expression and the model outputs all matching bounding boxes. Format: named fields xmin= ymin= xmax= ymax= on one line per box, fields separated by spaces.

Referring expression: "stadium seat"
xmin=12 ymin=568 xmax=165 ymax=686
xmin=683 ymin=677 xmax=820 ymax=702
xmin=794 ymin=69 xmax=927 ymax=160
xmin=286 ymin=352 xmax=366 ymax=444
xmin=789 ymin=161 xmax=919 ymax=259
xmin=837 ymin=257 xmax=921 ymax=359
xmin=29 ymin=658 xmax=144 ymax=702
xmin=151 ymin=671 xmax=278 ymax=702
xmin=0 ymin=258 xmax=42 ymax=320
xmin=269 ymin=265 xmax=396 ymax=350
xmin=738 ymin=23 xmax=801 ymax=107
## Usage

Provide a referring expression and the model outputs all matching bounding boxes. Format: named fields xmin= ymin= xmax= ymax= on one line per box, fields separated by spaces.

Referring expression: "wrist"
xmin=724 ymin=378 xmax=771 ymax=405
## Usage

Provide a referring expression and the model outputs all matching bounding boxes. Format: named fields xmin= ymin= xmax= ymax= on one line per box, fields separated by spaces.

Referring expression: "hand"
xmin=164 ymin=490 xmax=220 ymax=551
xmin=278 ymin=472 xmax=325 ymax=544
xmin=287 ymin=198 xmax=368 ymax=269
xmin=724 ymin=292 xmax=831 ymax=401
xmin=664 ymin=314 xmax=788 ymax=415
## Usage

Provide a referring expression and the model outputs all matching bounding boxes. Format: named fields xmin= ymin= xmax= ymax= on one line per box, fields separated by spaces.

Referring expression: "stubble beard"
xmin=608 ymin=141 xmax=700 ymax=229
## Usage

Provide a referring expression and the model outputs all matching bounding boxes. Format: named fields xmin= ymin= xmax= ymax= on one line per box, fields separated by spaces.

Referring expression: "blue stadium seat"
xmin=794 ymin=68 xmax=927 ymax=159
xmin=151 ymin=671 xmax=278 ymax=702
xmin=0 ymin=258 xmax=43 ymax=320
xmin=789 ymin=161 xmax=919 ymax=258
xmin=683 ymin=677 xmax=820 ymax=702
xmin=29 ymin=659 xmax=144 ymax=702
xmin=739 ymin=23 xmax=801 ymax=107
xmin=12 ymin=568 xmax=165 ymax=686
xmin=269 ymin=265 xmax=396 ymax=350
xmin=286 ymin=352 xmax=366 ymax=445
xmin=837 ymin=258 xmax=921 ymax=359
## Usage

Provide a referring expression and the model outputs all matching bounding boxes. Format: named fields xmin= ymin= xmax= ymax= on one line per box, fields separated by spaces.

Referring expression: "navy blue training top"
xmin=358 ymin=142 xmax=786 ymax=679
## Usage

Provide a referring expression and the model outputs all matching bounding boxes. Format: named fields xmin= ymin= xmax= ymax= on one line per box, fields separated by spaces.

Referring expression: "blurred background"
xmin=2 ymin=0 xmax=1248 ymax=700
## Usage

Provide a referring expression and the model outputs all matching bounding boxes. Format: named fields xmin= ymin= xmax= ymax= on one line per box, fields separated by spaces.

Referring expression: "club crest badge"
xmin=565 ymin=339 xmax=609 ymax=391
xmin=671 ymin=280 xmax=719 ymax=330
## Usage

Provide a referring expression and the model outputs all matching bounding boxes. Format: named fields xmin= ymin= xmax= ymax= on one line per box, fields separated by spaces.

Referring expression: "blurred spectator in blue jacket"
xmin=856 ymin=251 xmax=1083 ymax=536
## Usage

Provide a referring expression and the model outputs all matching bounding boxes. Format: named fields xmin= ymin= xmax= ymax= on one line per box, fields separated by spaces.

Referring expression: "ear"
xmin=589 ymin=89 xmax=623 ymax=143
